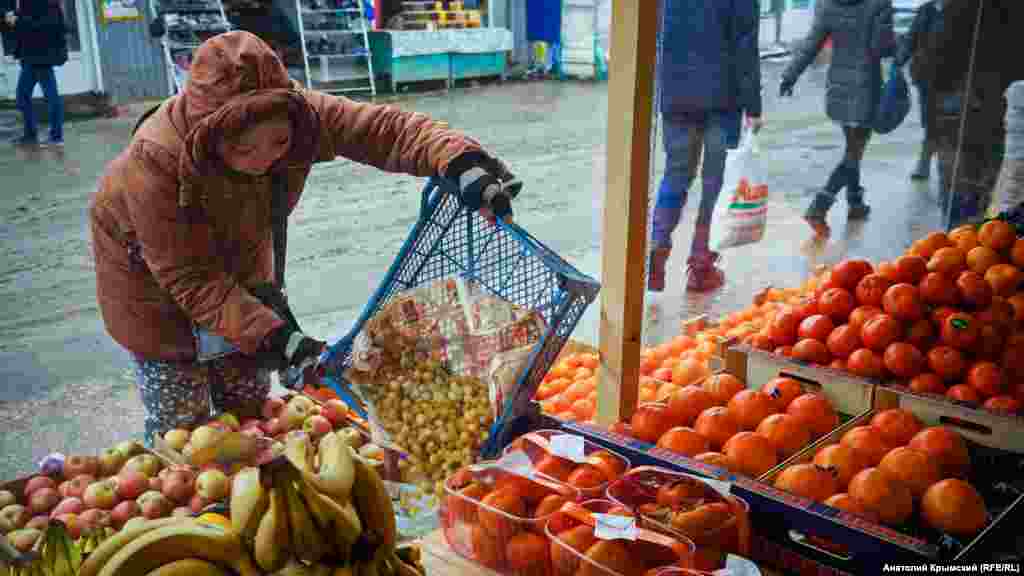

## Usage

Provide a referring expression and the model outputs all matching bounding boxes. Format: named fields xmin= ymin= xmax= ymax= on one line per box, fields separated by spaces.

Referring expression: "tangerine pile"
xmin=773 ymin=408 xmax=989 ymax=536
xmin=613 ymin=376 xmax=838 ymax=479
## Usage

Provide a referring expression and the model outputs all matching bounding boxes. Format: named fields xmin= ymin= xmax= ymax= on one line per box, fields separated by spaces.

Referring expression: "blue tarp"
xmin=526 ymin=0 xmax=561 ymax=44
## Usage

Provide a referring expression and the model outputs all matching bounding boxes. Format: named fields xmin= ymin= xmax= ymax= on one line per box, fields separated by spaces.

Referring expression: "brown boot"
xmin=686 ymin=251 xmax=725 ymax=292
xmin=648 ymin=247 xmax=671 ymax=292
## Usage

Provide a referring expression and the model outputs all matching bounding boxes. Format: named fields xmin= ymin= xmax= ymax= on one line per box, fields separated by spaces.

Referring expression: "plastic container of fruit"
xmin=605 ymin=466 xmax=752 ymax=572
xmin=501 ymin=430 xmax=631 ymax=500
xmin=439 ymin=462 xmax=582 ymax=574
xmin=544 ymin=499 xmax=698 ymax=575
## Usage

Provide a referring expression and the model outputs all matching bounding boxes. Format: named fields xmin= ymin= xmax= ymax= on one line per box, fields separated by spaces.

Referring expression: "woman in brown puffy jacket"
xmin=89 ymin=31 xmax=518 ymax=445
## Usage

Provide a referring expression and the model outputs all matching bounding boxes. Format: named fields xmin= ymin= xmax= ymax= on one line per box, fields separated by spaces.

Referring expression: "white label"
xmin=713 ymin=554 xmax=762 ymax=576
xmin=592 ymin=513 xmax=638 ymax=541
xmin=548 ymin=434 xmax=587 ymax=464
xmin=490 ymin=450 xmax=536 ymax=479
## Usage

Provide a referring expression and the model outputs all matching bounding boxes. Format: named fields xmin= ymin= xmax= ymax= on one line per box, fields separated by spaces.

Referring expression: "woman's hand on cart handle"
xmin=262 ymin=325 xmax=326 ymax=374
xmin=446 ymin=151 xmax=521 ymax=224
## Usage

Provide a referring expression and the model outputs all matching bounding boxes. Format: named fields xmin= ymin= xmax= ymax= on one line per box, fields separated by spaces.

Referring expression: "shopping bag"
xmin=711 ymin=130 xmax=768 ymax=250
xmin=873 ymin=63 xmax=911 ymax=134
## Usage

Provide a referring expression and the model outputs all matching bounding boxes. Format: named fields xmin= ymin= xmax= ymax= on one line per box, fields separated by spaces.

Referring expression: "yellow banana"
xmin=314 ymin=491 xmax=363 ymax=545
xmin=312 ymin=432 xmax=356 ymax=502
xmin=282 ymin=477 xmax=328 ymax=564
xmin=284 ymin=434 xmax=316 ymax=474
xmin=389 ymin=552 xmax=424 ymax=576
xmin=350 ymin=456 xmax=396 ymax=550
xmin=96 ymin=520 xmax=259 ymax=576
xmin=229 ymin=467 xmax=268 ymax=542
xmin=253 ymin=487 xmax=290 ymax=572
xmin=145 ymin=558 xmax=231 ymax=576
xmin=272 ymin=559 xmax=334 ymax=576
xmin=78 ymin=517 xmax=182 ymax=576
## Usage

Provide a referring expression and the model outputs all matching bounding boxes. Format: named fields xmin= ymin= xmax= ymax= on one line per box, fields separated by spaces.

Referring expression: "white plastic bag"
xmin=711 ymin=130 xmax=768 ymax=250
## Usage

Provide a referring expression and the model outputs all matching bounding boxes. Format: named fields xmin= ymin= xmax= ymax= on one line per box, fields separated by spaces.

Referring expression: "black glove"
xmin=263 ymin=325 xmax=326 ymax=374
xmin=249 ymin=283 xmax=301 ymax=333
xmin=445 ymin=151 xmax=522 ymax=223
xmin=779 ymin=78 xmax=795 ymax=98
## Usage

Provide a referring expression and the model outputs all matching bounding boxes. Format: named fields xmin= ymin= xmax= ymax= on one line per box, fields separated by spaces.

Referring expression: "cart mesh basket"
xmin=319 ymin=177 xmax=600 ymax=457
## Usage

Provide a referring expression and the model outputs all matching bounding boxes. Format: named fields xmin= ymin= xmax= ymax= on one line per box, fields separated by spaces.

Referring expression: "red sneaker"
xmin=686 ymin=252 xmax=724 ymax=293
xmin=648 ymin=247 xmax=671 ymax=292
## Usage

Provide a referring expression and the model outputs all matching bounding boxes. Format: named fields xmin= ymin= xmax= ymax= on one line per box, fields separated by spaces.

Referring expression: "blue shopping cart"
xmin=316 ymin=177 xmax=600 ymax=458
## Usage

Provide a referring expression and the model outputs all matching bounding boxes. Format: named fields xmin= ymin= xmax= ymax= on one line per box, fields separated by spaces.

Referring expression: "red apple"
xmin=110 ymin=500 xmax=141 ymax=527
xmin=240 ymin=427 xmax=263 ymax=440
xmin=50 ymin=497 xmax=84 ymax=518
xmin=163 ymin=429 xmax=190 ymax=452
xmin=24 ymin=476 xmax=56 ymax=499
xmin=262 ymin=397 xmax=285 ymax=420
xmin=320 ymin=399 xmax=349 ymax=427
xmin=122 ymin=454 xmax=162 ymax=479
xmin=28 ymin=488 xmax=61 ymax=516
xmin=303 ymin=415 xmax=332 ymax=438
xmin=240 ymin=418 xmax=262 ymax=430
xmin=137 ymin=491 xmax=172 ymax=520
xmin=82 ymin=480 xmax=119 ymax=510
xmin=195 ymin=469 xmax=229 ymax=502
xmin=115 ymin=470 xmax=149 ymax=500
xmin=263 ymin=418 xmax=284 ymax=436
xmin=0 ymin=504 xmax=31 ymax=532
xmin=64 ymin=475 xmax=96 ymax=500
xmin=62 ymin=455 xmax=99 ymax=480
xmin=52 ymin=513 xmax=82 ymax=539
xmin=0 ymin=490 xmax=15 ymax=509
xmin=79 ymin=508 xmax=112 ymax=529
xmin=149 ymin=477 xmax=163 ymax=492
xmin=161 ymin=469 xmax=196 ymax=504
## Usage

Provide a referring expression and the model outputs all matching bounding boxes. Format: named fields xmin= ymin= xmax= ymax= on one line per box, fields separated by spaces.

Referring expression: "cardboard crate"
xmin=723 ymin=343 xmax=875 ymax=419
xmin=875 ymin=385 xmax=1024 ymax=453
xmin=731 ymin=410 xmax=1024 ymax=574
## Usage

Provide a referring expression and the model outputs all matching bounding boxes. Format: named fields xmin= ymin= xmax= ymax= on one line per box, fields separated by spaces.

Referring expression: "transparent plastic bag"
xmin=712 ymin=131 xmax=767 ymax=250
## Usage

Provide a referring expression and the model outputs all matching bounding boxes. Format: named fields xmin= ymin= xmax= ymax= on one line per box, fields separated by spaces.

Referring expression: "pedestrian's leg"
xmin=14 ymin=65 xmax=39 ymax=142
xmin=912 ymin=83 xmax=931 ymax=179
xmin=805 ymin=126 xmax=853 ymax=237
xmin=132 ymin=357 xmax=212 ymax=448
xmin=845 ymin=127 xmax=872 ymax=219
xmin=649 ymin=115 xmax=697 ymax=292
xmin=686 ymin=116 xmax=728 ymax=292
xmin=38 ymin=67 xmax=63 ymax=144
xmin=209 ymin=358 xmax=272 ymax=420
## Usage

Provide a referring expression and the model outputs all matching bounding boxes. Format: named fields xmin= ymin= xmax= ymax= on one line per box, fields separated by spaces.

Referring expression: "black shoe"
xmin=849 ymin=202 xmax=871 ymax=221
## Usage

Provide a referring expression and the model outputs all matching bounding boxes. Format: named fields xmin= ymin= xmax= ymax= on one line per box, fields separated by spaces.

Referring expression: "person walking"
xmin=896 ymin=0 xmax=943 ymax=180
xmin=779 ymin=0 xmax=895 ymax=239
xmin=648 ymin=0 xmax=763 ymax=293
xmin=89 ymin=31 xmax=519 ymax=446
xmin=6 ymin=0 xmax=68 ymax=147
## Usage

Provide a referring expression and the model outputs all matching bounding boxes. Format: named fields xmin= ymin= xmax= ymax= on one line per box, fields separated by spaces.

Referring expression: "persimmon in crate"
xmin=605 ymin=467 xmax=752 ymax=572
xmin=441 ymin=464 xmax=582 ymax=575
xmin=544 ymin=499 xmax=698 ymax=576
xmin=503 ymin=430 xmax=631 ymax=499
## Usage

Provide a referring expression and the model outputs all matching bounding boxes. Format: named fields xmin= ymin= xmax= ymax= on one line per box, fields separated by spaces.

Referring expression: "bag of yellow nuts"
xmin=344 ymin=276 xmax=546 ymax=495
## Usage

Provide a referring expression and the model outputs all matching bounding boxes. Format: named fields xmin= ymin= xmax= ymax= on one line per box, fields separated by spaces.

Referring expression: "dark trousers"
xmin=16 ymin=64 xmax=63 ymax=142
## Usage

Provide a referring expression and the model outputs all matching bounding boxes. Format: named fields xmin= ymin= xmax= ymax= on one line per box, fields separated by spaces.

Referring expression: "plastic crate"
xmin=502 ymin=429 xmax=631 ymax=500
xmin=318 ymin=177 xmax=601 ymax=458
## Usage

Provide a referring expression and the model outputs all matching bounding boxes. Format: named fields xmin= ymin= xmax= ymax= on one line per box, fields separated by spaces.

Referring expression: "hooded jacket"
xmin=782 ymin=0 xmax=895 ymax=126
xmin=89 ymin=32 xmax=483 ymax=363
xmin=11 ymin=0 xmax=68 ymax=67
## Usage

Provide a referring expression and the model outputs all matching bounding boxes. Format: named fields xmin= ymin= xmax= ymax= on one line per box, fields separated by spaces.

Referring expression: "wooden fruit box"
xmin=731 ymin=410 xmax=1024 ymax=575
xmin=723 ymin=343 xmax=875 ymax=420
xmin=875 ymin=385 xmax=1024 ymax=454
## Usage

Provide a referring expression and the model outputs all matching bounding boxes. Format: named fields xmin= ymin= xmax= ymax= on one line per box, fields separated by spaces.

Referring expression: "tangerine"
xmin=693 ymin=407 xmax=742 ymax=451
xmin=826 ymin=324 xmax=862 ymax=359
xmin=978 ymin=219 xmax=1016 ymax=252
xmin=855 ymin=275 xmax=892 ymax=307
xmin=870 ymin=409 xmax=923 ymax=446
xmin=824 ymin=493 xmax=879 ymax=522
xmin=727 ymin=389 xmax=780 ymax=430
xmin=666 ymin=385 xmax=721 ymax=426
xmin=878 ymin=447 xmax=942 ymax=499
xmin=702 ymin=373 xmax=746 ymax=405
xmin=848 ymin=468 xmax=914 ymax=526
xmin=818 ymin=288 xmax=857 ymax=322
xmin=883 ymin=283 xmax=925 ymax=322
xmin=630 ymin=404 xmax=675 ymax=443
xmin=792 ymin=338 xmax=832 ymax=365
xmin=774 ymin=463 xmax=839 ymax=503
xmin=757 ymin=414 xmax=812 ymax=458
xmin=883 ymin=342 xmax=925 ymax=379
xmin=813 ymin=443 xmax=869 ymax=487
xmin=840 ymin=426 xmax=893 ymax=467
xmin=787 ymin=393 xmax=840 ymax=438
xmin=656 ymin=426 xmax=712 ymax=457
xmin=849 ymin=305 xmax=884 ymax=333
xmin=908 ymin=427 xmax=971 ymax=478
xmin=723 ymin=432 xmax=779 ymax=478
xmin=921 ymin=479 xmax=989 ymax=537
xmin=672 ymin=357 xmax=711 ymax=387
xmin=861 ymin=314 xmax=903 ymax=352
xmin=927 ymin=346 xmax=967 ymax=382
xmin=847 ymin=348 xmax=886 ymax=379
xmin=762 ymin=377 xmax=804 ymax=410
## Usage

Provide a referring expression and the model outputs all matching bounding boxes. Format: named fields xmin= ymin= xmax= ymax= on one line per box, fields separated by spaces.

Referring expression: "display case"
xmin=296 ymin=0 xmax=376 ymax=94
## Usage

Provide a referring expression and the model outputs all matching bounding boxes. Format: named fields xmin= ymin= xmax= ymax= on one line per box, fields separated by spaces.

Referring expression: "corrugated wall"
xmin=95 ymin=0 xmax=168 ymax=104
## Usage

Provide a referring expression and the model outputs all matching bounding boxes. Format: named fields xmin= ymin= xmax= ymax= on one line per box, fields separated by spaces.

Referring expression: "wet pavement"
xmin=0 ymin=60 xmax=945 ymax=479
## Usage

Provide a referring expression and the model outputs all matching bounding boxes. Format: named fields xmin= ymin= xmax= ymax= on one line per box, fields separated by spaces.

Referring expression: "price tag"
xmin=548 ymin=434 xmax=587 ymax=464
xmin=492 ymin=450 xmax=536 ymax=479
xmin=713 ymin=554 xmax=761 ymax=576
xmin=592 ymin=513 xmax=638 ymax=541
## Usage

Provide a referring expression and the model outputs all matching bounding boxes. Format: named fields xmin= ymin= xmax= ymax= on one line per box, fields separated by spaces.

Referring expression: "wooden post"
xmin=596 ymin=0 xmax=659 ymax=426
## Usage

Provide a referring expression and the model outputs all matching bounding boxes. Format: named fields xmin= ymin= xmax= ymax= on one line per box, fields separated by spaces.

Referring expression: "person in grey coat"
xmin=896 ymin=0 xmax=943 ymax=180
xmin=779 ymin=0 xmax=896 ymax=239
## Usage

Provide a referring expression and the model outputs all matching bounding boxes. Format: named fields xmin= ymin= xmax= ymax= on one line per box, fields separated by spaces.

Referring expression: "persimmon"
xmin=883 ymin=283 xmax=924 ymax=321
xmin=931 ymin=306 xmax=959 ymax=329
xmin=818 ymin=288 xmax=857 ymax=322
xmin=949 ymin=225 xmax=980 ymax=252
xmin=694 ymin=451 xmax=732 ymax=470
xmin=728 ymin=389 xmax=780 ymax=430
xmin=479 ymin=488 xmax=526 ymax=539
xmin=849 ymin=305 xmax=883 ymax=333
xmin=826 ymin=324 xmax=861 ymax=359
xmin=813 ymin=443 xmax=869 ymax=487
xmin=774 ymin=463 xmax=839 ymax=503
xmin=665 ymin=385 xmax=720 ymax=428
xmin=947 ymin=384 xmax=981 ymax=404
xmin=978 ymin=219 xmax=1016 ymax=252
xmin=870 ymin=409 xmax=923 ymax=446
xmin=957 ymin=271 xmax=993 ymax=309
xmin=694 ymin=407 xmax=742 ymax=451
xmin=792 ymin=338 xmax=831 ymax=365
xmin=861 ymin=314 xmax=903 ymax=351
xmin=908 ymin=427 xmax=971 ymax=478
xmin=832 ymin=259 xmax=875 ymax=290
xmin=877 ymin=260 xmax=903 ymax=283
xmin=840 ymin=426 xmax=893 ymax=467
xmin=883 ymin=342 xmax=925 ymax=379
xmin=723 ymin=432 xmax=778 ymax=478
xmin=792 ymin=297 xmax=819 ymax=319
xmin=786 ymin=393 xmax=839 ymax=438
xmin=941 ymin=312 xmax=980 ymax=350
xmin=567 ymin=465 xmax=609 ymax=490
xmin=985 ymin=263 xmax=1023 ymax=297
xmin=762 ymin=377 xmax=804 ymax=410
xmin=798 ymin=314 xmax=835 ymax=341
xmin=927 ymin=346 xmax=967 ymax=382
xmin=702 ymin=373 xmax=746 ymax=405
xmin=909 ymin=373 xmax=947 ymax=395
xmin=848 ymin=468 xmax=913 ymax=526
xmin=922 ymin=479 xmax=989 ymax=537
xmin=879 ymin=447 xmax=942 ymax=499
xmin=905 ymin=319 xmax=937 ymax=350
xmin=847 ymin=348 xmax=886 ymax=379
xmin=967 ymin=362 xmax=1004 ymax=398
xmin=506 ymin=532 xmax=549 ymax=571
xmin=984 ymin=395 xmax=1021 ymax=413
xmin=919 ymin=272 xmax=958 ymax=306
xmin=977 ymin=297 xmax=1015 ymax=331
xmin=588 ymin=450 xmax=627 ymax=481
xmin=671 ymin=357 xmax=711 ymax=387
xmin=551 ymin=525 xmax=596 ymax=575
xmin=1012 ymin=237 xmax=1024 ymax=268
xmin=534 ymin=455 xmax=576 ymax=482
xmin=894 ymin=255 xmax=928 ymax=284
xmin=966 ymin=245 xmax=1003 ymax=275
xmin=533 ymin=493 xmax=570 ymax=523
xmin=471 ymin=523 xmax=506 ymax=568
xmin=927 ymin=247 xmax=967 ymax=277
xmin=630 ymin=404 xmax=675 ymax=444
xmin=824 ymin=493 xmax=879 ymax=522
xmin=757 ymin=414 xmax=812 ymax=458
xmin=768 ymin=307 xmax=802 ymax=347
xmin=657 ymin=426 xmax=711 ymax=457
xmin=917 ymin=232 xmax=955 ymax=259
xmin=450 ymin=482 xmax=490 ymax=525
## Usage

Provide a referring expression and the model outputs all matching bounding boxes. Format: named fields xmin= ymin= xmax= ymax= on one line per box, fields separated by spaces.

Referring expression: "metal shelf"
xmin=296 ymin=0 xmax=375 ymax=95
xmin=302 ymin=28 xmax=363 ymax=34
xmin=301 ymin=8 xmax=362 ymax=13
xmin=306 ymin=52 xmax=369 ymax=58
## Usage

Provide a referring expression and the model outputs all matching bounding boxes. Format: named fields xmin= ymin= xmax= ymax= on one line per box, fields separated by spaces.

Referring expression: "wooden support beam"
xmin=596 ymin=0 xmax=659 ymax=426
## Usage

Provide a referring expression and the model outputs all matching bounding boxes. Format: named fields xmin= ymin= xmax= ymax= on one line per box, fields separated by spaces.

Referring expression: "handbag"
xmin=873 ymin=63 xmax=911 ymax=134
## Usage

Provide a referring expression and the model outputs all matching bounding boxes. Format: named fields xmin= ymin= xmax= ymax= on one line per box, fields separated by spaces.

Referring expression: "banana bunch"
xmin=230 ymin=430 xmax=426 ymax=576
xmin=1 ymin=521 xmax=82 ymax=576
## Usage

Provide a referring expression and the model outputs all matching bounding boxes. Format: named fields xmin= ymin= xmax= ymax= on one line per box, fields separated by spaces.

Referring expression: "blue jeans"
xmin=16 ymin=64 xmax=63 ymax=142
xmin=651 ymin=112 xmax=739 ymax=250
